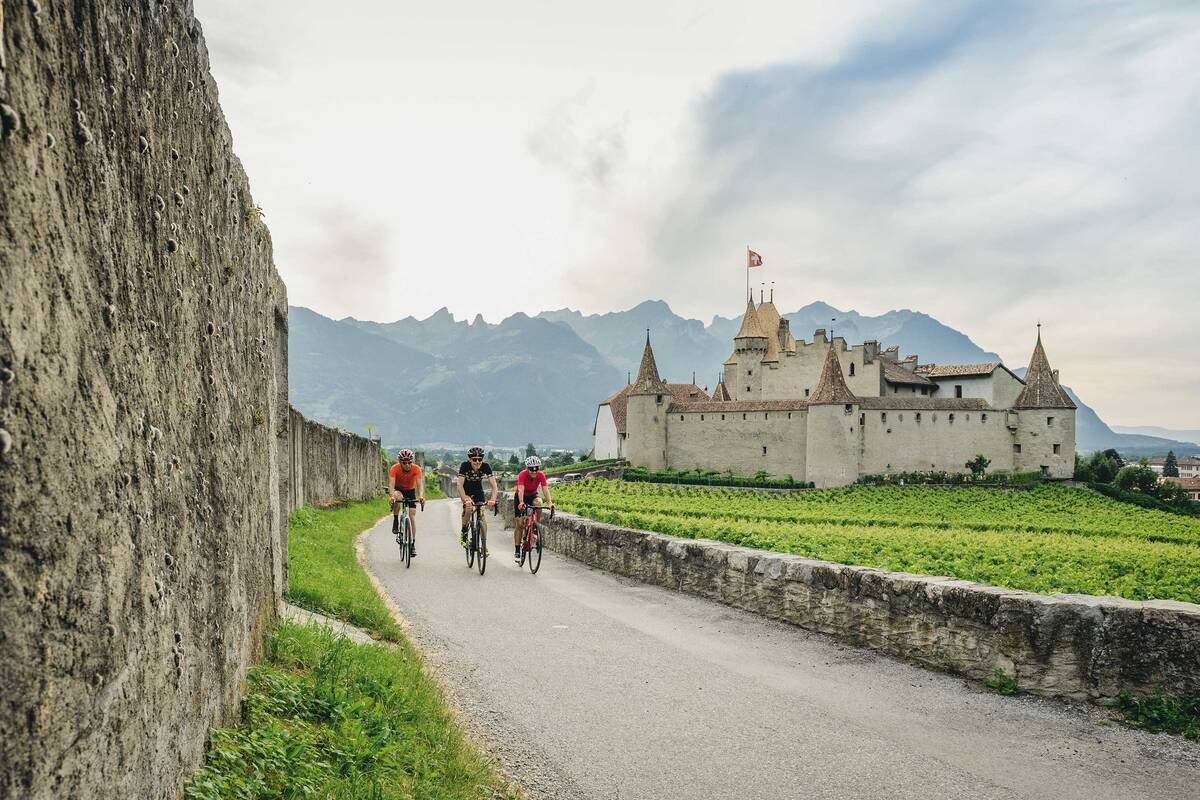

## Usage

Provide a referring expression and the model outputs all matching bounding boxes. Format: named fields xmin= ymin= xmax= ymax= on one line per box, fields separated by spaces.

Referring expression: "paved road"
xmin=363 ymin=500 xmax=1200 ymax=800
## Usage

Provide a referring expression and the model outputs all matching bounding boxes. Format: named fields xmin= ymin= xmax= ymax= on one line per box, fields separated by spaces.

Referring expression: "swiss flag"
xmin=748 ymin=249 xmax=763 ymax=267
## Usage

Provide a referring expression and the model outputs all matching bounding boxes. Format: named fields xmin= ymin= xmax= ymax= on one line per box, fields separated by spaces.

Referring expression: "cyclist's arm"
xmin=487 ymin=473 xmax=498 ymax=503
xmin=541 ymin=485 xmax=553 ymax=506
xmin=457 ymin=474 xmax=468 ymax=503
xmin=388 ymin=472 xmax=396 ymax=494
xmin=419 ymin=470 xmax=426 ymax=501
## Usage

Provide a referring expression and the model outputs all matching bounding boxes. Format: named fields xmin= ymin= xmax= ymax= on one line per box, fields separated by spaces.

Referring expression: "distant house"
xmin=1160 ymin=476 xmax=1200 ymax=501
xmin=1147 ymin=456 xmax=1200 ymax=479
xmin=593 ymin=381 xmax=709 ymax=460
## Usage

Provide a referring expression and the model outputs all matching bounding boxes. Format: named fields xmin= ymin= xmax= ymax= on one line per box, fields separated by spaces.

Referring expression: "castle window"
xmin=859 ymin=413 xmax=865 ymax=425
xmin=899 ymin=414 xmax=904 ymax=421
xmin=920 ymin=387 xmax=928 ymax=396
xmin=916 ymin=413 xmax=922 ymax=423
xmin=746 ymin=386 xmax=751 ymax=393
xmin=680 ymin=415 xmax=684 ymax=421
xmin=982 ymin=413 xmax=988 ymax=422
xmin=748 ymin=369 xmax=752 ymax=376
xmin=911 ymin=387 xmax=916 ymax=394
xmin=849 ymin=363 xmax=855 ymax=376
xmin=805 ymin=389 xmax=810 ymax=397
xmin=787 ymin=412 xmax=791 ymax=419
xmin=1047 ymin=416 xmax=1055 ymax=426
xmin=762 ymin=446 xmax=768 ymax=455
xmin=721 ymin=414 xmax=725 ymax=420
xmin=844 ymin=404 xmax=853 ymax=414
xmin=881 ymin=412 xmax=887 ymax=423
xmin=955 ymin=385 xmax=963 ymax=398
xmin=764 ymin=413 xmax=769 ymax=420
xmin=656 ymin=395 xmax=663 ymax=404
xmin=1014 ymin=444 xmax=1022 ymax=454
xmin=700 ymin=415 xmax=704 ymax=421
xmin=949 ymin=413 xmax=955 ymax=424
xmin=893 ymin=386 xmax=899 ymax=394
xmin=1053 ymin=444 xmax=1061 ymax=455
xmin=742 ymin=413 xmax=747 ymax=420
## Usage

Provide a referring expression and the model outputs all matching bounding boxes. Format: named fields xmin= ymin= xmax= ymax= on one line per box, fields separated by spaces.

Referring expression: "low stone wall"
xmin=522 ymin=511 xmax=1200 ymax=701
xmin=286 ymin=406 xmax=385 ymax=512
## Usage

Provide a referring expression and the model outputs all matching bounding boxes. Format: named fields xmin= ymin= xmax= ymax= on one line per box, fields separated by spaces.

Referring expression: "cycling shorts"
xmin=393 ymin=487 xmax=419 ymax=507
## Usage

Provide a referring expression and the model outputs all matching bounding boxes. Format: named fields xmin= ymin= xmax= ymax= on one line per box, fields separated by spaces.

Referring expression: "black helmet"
xmin=467 ymin=446 xmax=485 ymax=459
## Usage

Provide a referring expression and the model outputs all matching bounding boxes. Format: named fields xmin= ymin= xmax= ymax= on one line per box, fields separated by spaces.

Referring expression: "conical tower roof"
xmin=712 ymin=382 xmax=731 ymax=401
xmin=1013 ymin=329 xmax=1075 ymax=409
xmin=809 ymin=345 xmax=856 ymax=404
xmin=758 ymin=300 xmax=782 ymax=362
xmin=734 ymin=298 xmax=768 ymax=340
xmin=630 ymin=331 xmax=670 ymax=395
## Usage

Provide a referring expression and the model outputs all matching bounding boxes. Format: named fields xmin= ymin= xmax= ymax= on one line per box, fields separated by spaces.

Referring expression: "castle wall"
xmin=625 ymin=393 xmax=667 ymax=470
xmin=857 ymin=408 xmax=1016 ymax=475
xmin=666 ymin=409 xmax=807 ymax=480
xmin=930 ymin=374 xmax=995 ymax=403
xmin=593 ymin=405 xmax=621 ymax=460
xmin=1014 ymin=410 xmax=1076 ymax=478
xmin=804 ymin=404 xmax=861 ymax=487
xmin=761 ymin=339 xmax=884 ymax=401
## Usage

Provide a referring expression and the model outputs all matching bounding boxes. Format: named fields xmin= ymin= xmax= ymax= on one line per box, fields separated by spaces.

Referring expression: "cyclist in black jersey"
xmin=457 ymin=447 xmax=498 ymax=548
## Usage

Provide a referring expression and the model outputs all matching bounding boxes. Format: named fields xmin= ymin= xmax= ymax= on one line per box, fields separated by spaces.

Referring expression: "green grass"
xmin=186 ymin=623 xmax=518 ymax=800
xmin=555 ymin=481 xmax=1200 ymax=603
xmin=424 ymin=472 xmax=448 ymax=499
xmin=286 ymin=497 xmax=403 ymax=642
xmin=1117 ymin=691 xmax=1200 ymax=740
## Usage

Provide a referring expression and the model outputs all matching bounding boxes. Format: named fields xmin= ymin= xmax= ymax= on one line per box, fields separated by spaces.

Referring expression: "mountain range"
xmin=287 ymin=301 xmax=1193 ymax=455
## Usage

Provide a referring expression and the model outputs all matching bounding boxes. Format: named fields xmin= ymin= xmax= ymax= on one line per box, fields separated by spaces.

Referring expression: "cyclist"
xmin=514 ymin=455 xmax=554 ymax=563
xmin=388 ymin=449 xmax=425 ymax=556
xmin=458 ymin=446 xmax=498 ymax=549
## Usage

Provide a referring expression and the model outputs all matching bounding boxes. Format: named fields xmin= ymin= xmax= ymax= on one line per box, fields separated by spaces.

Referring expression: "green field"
xmin=553 ymin=481 xmax=1200 ymax=603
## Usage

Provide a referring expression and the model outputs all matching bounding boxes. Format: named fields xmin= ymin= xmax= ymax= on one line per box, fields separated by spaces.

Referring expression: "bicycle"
xmin=463 ymin=499 xmax=496 ymax=575
xmin=393 ymin=497 xmax=422 ymax=569
xmin=516 ymin=502 xmax=553 ymax=574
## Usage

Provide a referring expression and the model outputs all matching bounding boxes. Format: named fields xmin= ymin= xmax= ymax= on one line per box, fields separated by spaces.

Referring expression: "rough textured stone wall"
xmin=0 ymin=3 xmax=288 ymax=797
xmin=518 ymin=511 xmax=1200 ymax=701
xmin=286 ymin=405 xmax=385 ymax=512
xmin=857 ymin=406 xmax=1016 ymax=475
xmin=667 ymin=408 xmax=807 ymax=479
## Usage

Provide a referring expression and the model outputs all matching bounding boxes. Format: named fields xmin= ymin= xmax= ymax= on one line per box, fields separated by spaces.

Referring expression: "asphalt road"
xmin=363 ymin=499 xmax=1200 ymax=800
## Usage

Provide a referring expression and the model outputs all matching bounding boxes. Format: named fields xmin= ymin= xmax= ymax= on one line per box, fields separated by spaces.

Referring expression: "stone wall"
xmin=521 ymin=512 xmax=1200 ymax=701
xmin=0 ymin=3 xmax=287 ymax=798
xmin=286 ymin=406 xmax=385 ymax=513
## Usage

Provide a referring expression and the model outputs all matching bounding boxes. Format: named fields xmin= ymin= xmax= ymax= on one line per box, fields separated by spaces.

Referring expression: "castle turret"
xmin=1012 ymin=328 xmax=1076 ymax=478
xmin=729 ymin=298 xmax=768 ymax=400
xmin=805 ymin=344 xmax=860 ymax=487
xmin=625 ymin=332 xmax=670 ymax=471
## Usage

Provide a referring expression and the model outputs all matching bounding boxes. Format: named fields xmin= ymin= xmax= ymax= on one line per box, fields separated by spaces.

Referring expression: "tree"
xmin=1115 ymin=464 xmax=1158 ymax=494
xmin=1163 ymin=450 xmax=1180 ymax=478
xmin=1101 ymin=448 xmax=1125 ymax=468
xmin=561 ymin=452 xmax=576 ymax=465
xmin=525 ymin=442 xmax=537 ymax=457
xmin=486 ymin=450 xmax=495 ymax=461
xmin=507 ymin=453 xmax=520 ymax=466
xmin=965 ymin=454 xmax=991 ymax=479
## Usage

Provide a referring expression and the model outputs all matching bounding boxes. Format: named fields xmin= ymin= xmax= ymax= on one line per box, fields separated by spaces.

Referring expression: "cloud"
xmin=526 ymin=90 xmax=629 ymax=190
xmin=279 ymin=207 xmax=393 ymax=320
xmin=560 ymin=0 xmax=1200 ymax=425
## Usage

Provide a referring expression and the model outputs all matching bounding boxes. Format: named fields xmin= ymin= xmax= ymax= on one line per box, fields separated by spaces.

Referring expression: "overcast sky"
xmin=195 ymin=0 xmax=1199 ymax=429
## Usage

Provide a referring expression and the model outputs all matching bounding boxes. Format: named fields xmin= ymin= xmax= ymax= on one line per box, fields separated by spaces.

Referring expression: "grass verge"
xmin=1116 ymin=691 xmax=1200 ymax=740
xmin=186 ymin=622 xmax=518 ymax=799
xmin=286 ymin=496 xmax=403 ymax=641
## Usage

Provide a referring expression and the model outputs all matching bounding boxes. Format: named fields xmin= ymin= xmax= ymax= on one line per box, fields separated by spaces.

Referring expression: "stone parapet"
xmin=536 ymin=513 xmax=1200 ymax=701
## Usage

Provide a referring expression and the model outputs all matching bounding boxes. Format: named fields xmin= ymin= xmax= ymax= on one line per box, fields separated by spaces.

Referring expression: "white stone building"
xmin=600 ymin=296 xmax=1077 ymax=487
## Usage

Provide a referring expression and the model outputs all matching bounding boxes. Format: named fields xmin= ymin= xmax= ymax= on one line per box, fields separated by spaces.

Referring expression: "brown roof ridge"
xmin=734 ymin=298 xmax=768 ymax=340
xmin=630 ymin=332 xmax=669 ymax=395
xmin=809 ymin=345 xmax=857 ymax=404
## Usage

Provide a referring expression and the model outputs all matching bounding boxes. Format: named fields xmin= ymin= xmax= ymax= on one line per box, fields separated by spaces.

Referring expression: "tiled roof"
xmin=857 ymin=397 xmax=991 ymax=411
xmin=669 ymin=399 xmax=808 ymax=413
xmin=758 ymin=301 xmax=782 ymax=362
xmin=1161 ymin=476 xmax=1200 ymax=490
xmin=1149 ymin=457 xmax=1200 ymax=467
xmin=598 ymin=384 xmax=633 ymax=434
xmin=1013 ymin=332 xmax=1075 ymax=409
xmin=711 ymin=382 xmax=732 ymax=401
xmin=916 ymin=363 xmax=999 ymax=378
xmin=809 ymin=345 xmax=857 ymax=404
xmin=630 ymin=334 xmax=670 ymax=395
xmin=883 ymin=361 xmax=934 ymax=386
xmin=668 ymin=383 xmax=710 ymax=403
xmin=734 ymin=299 xmax=768 ymax=340
xmin=723 ymin=350 xmax=739 ymax=366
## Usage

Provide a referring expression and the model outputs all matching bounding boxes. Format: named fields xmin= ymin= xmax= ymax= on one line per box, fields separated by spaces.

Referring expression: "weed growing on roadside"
xmin=985 ymin=668 xmax=1019 ymax=696
xmin=1116 ymin=690 xmax=1200 ymax=739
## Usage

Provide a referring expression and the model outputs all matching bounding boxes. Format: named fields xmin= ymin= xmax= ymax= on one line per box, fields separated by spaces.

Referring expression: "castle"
xmin=593 ymin=296 xmax=1076 ymax=487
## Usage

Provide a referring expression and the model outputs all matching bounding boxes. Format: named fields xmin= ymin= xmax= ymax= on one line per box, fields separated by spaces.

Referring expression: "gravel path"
xmin=362 ymin=499 xmax=1200 ymax=800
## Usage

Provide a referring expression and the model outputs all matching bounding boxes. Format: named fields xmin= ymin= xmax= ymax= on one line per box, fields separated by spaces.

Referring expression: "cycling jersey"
xmin=458 ymin=460 xmax=493 ymax=498
xmin=516 ymin=468 xmax=547 ymax=498
xmin=389 ymin=463 xmax=423 ymax=492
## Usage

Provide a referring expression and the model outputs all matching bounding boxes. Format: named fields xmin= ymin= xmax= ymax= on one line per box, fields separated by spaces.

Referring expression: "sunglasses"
xmin=469 ymin=457 xmax=483 ymax=462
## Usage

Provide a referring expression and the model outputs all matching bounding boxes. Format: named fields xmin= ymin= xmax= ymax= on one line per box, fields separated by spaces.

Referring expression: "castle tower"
xmin=625 ymin=332 xmax=671 ymax=471
xmin=1012 ymin=328 xmax=1076 ymax=478
xmin=805 ymin=344 xmax=860 ymax=487
xmin=727 ymin=297 xmax=769 ymax=400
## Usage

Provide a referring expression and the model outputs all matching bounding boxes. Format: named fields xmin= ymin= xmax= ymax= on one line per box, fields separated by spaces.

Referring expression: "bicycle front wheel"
xmin=465 ymin=515 xmax=475 ymax=568
xmin=477 ymin=525 xmax=487 ymax=575
xmin=528 ymin=523 xmax=543 ymax=574
xmin=402 ymin=518 xmax=412 ymax=569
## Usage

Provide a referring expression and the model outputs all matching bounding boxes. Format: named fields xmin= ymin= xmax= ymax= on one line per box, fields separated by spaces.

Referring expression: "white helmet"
xmin=525 ymin=456 xmax=542 ymax=469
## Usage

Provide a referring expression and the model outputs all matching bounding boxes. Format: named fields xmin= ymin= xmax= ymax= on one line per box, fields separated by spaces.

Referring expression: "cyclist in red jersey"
xmin=514 ymin=455 xmax=553 ymax=562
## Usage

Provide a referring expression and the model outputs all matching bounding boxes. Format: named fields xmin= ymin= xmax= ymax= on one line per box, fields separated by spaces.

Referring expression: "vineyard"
xmin=552 ymin=481 xmax=1200 ymax=603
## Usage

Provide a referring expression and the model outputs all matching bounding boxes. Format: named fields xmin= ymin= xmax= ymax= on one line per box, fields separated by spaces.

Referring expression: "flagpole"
xmin=746 ymin=245 xmax=749 ymax=302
